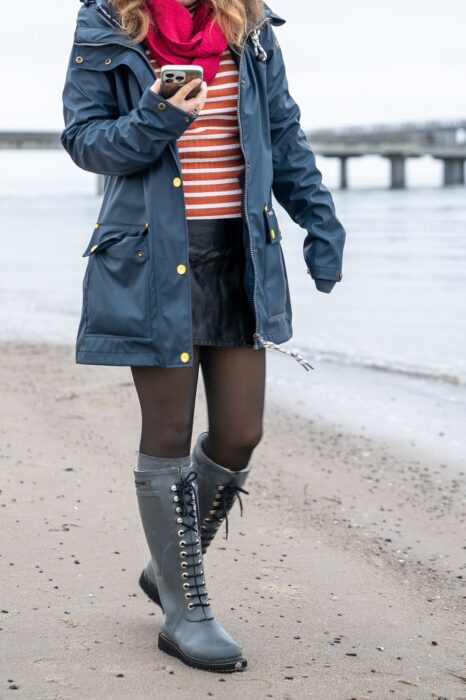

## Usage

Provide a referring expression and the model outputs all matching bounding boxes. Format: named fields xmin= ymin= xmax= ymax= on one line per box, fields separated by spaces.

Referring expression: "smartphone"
xmin=160 ymin=65 xmax=204 ymax=100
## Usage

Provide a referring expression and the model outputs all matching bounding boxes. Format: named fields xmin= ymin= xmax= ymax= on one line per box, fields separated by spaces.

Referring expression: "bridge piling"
xmin=387 ymin=155 xmax=406 ymax=189
xmin=442 ymin=158 xmax=465 ymax=186
xmin=339 ymin=156 xmax=349 ymax=190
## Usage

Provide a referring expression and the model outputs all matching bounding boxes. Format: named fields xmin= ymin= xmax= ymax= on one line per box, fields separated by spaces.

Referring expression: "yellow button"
xmin=264 ymin=204 xmax=268 ymax=212
xmin=177 ymin=264 xmax=187 ymax=275
xmin=270 ymin=229 xmax=275 ymax=239
xmin=173 ymin=177 xmax=182 ymax=188
xmin=94 ymin=223 xmax=100 ymax=229
xmin=75 ymin=56 xmax=84 ymax=64
xmin=180 ymin=352 xmax=190 ymax=363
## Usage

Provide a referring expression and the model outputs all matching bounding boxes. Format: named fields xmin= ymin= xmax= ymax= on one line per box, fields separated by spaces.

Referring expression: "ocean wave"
xmin=303 ymin=347 xmax=465 ymax=386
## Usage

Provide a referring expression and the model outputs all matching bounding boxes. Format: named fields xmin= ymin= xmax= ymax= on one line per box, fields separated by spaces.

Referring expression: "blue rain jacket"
xmin=61 ymin=0 xmax=346 ymax=368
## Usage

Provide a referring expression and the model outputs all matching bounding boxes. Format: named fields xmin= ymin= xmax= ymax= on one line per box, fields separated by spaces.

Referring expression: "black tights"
xmin=131 ymin=346 xmax=266 ymax=471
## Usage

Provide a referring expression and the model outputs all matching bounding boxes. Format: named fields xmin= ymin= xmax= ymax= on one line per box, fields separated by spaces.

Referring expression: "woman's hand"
xmin=150 ymin=78 xmax=207 ymax=116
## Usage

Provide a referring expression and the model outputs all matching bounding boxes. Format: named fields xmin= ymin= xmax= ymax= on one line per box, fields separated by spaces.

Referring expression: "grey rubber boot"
xmin=133 ymin=463 xmax=247 ymax=672
xmin=139 ymin=431 xmax=251 ymax=609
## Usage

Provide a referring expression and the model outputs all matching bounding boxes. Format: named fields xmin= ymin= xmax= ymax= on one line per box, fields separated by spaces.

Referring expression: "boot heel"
xmin=138 ymin=569 xmax=163 ymax=610
xmin=158 ymin=633 xmax=247 ymax=673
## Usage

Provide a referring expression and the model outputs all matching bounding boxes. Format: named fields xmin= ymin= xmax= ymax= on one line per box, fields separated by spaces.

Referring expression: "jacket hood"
xmin=75 ymin=0 xmax=285 ymax=45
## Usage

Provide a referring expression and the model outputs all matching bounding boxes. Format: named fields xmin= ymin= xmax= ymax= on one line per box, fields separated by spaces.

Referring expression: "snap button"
xmin=264 ymin=204 xmax=268 ymax=212
xmin=90 ymin=244 xmax=99 ymax=253
xmin=158 ymin=102 xmax=167 ymax=111
xmin=180 ymin=352 xmax=190 ymax=363
xmin=270 ymin=229 xmax=276 ymax=239
xmin=75 ymin=56 xmax=84 ymax=64
xmin=177 ymin=264 xmax=187 ymax=275
xmin=137 ymin=251 xmax=145 ymax=258
xmin=172 ymin=177 xmax=182 ymax=187
xmin=94 ymin=223 xmax=100 ymax=229
xmin=105 ymin=58 xmax=112 ymax=65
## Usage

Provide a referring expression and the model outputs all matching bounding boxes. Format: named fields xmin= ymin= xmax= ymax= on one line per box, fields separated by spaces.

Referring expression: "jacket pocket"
xmin=262 ymin=203 xmax=286 ymax=317
xmin=82 ymin=223 xmax=152 ymax=339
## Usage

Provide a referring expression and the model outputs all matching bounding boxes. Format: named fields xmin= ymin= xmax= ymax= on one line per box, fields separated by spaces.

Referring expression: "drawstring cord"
xmin=250 ymin=29 xmax=268 ymax=62
xmin=254 ymin=332 xmax=314 ymax=371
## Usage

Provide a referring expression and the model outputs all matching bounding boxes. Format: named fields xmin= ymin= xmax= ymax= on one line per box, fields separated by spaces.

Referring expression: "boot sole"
xmin=138 ymin=569 xmax=163 ymax=611
xmin=158 ymin=633 xmax=247 ymax=673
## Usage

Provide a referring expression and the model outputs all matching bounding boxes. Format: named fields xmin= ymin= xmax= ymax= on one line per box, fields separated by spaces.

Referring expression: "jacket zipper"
xmin=235 ymin=38 xmax=260 ymax=350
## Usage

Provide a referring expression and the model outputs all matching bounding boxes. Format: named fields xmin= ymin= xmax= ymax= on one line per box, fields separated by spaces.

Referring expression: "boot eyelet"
xmin=178 ymin=530 xmax=184 ymax=537
xmin=176 ymin=517 xmax=183 ymax=524
xmin=209 ymin=509 xmax=216 ymax=515
xmin=181 ymin=561 xmax=187 ymax=568
xmin=201 ymin=525 xmax=207 ymax=530
xmin=188 ymin=603 xmax=194 ymax=609
xmin=170 ymin=484 xmax=177 ymax=491
xmin=218 ymin=485 xmax=225 ymax=491
xmin=176 ymin=506 xmax=181 ymax=513
xmin=212 ymin=501 xmax=220 ymax=507
xmin=183 ymin=583 xmax=190 ymax=589
xmin=195 ymin=538 xmax=200 ymax=544
xmin=173 ymin=496 xmax=179 ymax=502
xmin=182 ymin=572 xmax=188 ymax=578
xmin=196 ymin=549 xmax=200 ymax=555
xmin=185 ymin=592 xmax=192 ymax=599
xmin=197 ymin=559 xmax=202 ymax=564
xmin=179 ymin=540 xmax=186 ymax=547
xmin=180 ymin=551 xmax=186 ymax=558
xmin=200 ymin=569 xmax=203 ymax=575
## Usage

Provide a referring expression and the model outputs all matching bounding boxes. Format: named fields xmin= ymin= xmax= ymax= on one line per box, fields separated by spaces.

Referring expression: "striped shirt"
xmin=147 ymin=48 xmax=245 ymax=219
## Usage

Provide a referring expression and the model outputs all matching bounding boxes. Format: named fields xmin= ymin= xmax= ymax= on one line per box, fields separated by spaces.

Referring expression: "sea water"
xmin=1 ymin=151 xmax=465 ymax=465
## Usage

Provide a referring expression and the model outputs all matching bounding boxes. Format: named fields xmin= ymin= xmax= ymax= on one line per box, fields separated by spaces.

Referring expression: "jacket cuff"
xmin=307 ymin=265 xmax=343 ymax=282
xmin=141 ymin=87 xmax=197 ymax=139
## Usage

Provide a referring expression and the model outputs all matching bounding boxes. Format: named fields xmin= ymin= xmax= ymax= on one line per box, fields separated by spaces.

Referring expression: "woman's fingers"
xmin=150 ymin=78 xmax=162 ymax=94
xmin=150 ymin=77 xmax=208 ymax=115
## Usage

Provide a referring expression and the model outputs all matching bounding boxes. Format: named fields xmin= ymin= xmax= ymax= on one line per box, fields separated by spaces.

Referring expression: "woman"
xmin=61 ymin=0 xmax=346 ymax=673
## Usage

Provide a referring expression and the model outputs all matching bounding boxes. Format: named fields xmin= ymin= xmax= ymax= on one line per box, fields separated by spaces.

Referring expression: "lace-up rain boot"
xmin=139 ymin=431 xmax=251 ymax=608
xmin=133 ymin=463 xmax=247 ymax=673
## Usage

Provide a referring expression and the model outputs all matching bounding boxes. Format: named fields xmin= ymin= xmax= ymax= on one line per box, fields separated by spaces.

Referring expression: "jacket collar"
xmin=262 ymin=2 xmax=286 ymax=27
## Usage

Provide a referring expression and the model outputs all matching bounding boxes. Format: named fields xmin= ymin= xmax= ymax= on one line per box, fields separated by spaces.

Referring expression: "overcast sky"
xmin=0 ymin=0 xmax=465 ymax=131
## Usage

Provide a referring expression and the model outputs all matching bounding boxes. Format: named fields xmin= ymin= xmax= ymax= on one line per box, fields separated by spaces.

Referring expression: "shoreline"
xmin=1 ymin=341 xmax=464 ymax=698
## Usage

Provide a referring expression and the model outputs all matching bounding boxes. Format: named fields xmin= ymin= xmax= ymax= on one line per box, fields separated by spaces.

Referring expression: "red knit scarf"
xmin=144 ymin=0 xmax=228 ymax=84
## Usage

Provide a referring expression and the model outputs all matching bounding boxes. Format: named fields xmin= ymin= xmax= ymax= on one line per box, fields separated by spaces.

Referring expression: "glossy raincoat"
xmin=61 ymin=0 xmax=346 ymax=368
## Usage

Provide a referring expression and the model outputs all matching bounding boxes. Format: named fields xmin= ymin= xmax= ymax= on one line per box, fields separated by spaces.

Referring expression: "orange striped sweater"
xmin=147 ymin=48 xmax=245 ymax=219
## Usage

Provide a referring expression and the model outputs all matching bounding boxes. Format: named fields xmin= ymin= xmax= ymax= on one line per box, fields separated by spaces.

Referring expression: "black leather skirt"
xmin=187 ymin=217 xmax=256 ymax=346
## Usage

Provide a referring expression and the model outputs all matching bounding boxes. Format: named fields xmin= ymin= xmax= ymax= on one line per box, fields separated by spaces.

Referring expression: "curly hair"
xmin=109 ymin=0 xmax=265 ymax=50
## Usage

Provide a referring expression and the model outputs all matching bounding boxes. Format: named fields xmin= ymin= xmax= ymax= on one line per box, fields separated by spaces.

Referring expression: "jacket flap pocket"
xmin=263 ymin=204 xmax=282 ymax=244
xmin=82 ymin=223 xmax=148 ymax=257
xmin=72 ymin=44 xmax=154 ymax=87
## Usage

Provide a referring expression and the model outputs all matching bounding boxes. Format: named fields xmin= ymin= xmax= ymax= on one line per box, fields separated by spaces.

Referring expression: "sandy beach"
xmin=0 ymin=341 xmax=464 ymax=700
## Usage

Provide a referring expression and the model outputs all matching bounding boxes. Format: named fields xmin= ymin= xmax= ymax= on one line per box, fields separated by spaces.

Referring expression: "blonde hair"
xmin=109 ymin=0 xmax=265 ymax=50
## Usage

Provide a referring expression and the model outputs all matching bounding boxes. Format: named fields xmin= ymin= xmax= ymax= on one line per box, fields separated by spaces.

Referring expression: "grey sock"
xmin=136 ymin=451 xmax=192 ymax=472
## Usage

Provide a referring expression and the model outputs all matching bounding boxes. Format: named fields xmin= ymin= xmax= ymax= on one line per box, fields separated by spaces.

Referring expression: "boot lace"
xmin=202 ymin=481 xmax=249 ymax=545
xmin=172 ymin=470 xmax=210 ymax=611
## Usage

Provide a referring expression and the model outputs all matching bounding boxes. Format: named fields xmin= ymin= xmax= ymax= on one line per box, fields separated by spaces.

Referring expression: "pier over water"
xmin=307 ymin=119 xmax=466 ymax=189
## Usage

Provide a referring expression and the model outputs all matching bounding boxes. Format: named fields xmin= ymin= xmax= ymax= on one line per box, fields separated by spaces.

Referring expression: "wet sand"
xmin=0 ymin=342 xmax=464 ymax=699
